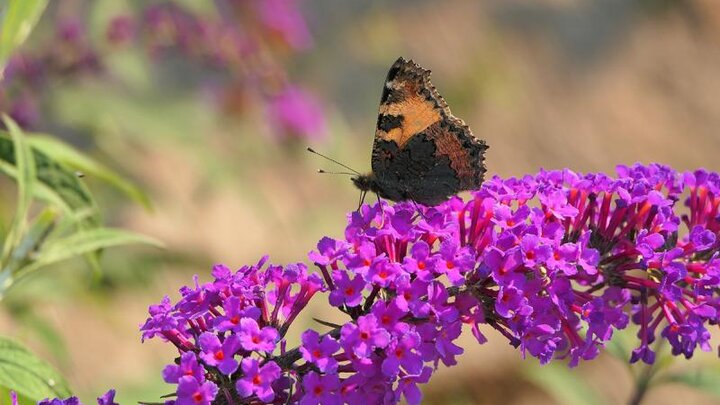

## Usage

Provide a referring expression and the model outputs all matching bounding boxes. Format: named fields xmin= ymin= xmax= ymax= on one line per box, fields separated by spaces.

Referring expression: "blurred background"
xmin=1 ymin=0 xmax=720 ymax=404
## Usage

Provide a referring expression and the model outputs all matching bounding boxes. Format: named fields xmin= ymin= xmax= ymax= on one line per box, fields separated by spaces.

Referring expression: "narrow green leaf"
xmin=14 ymin=312 xmax=69 ymax=367
xmin=0 ymin=335 xmax=71 ymax=401
xmin=0 ymin=161 xmax=71 ymax=213
xmin=0 ymin=132 xmax=98 ymax=222
xmin=1 ymin=116 xmax=36 ymax=267
xmin=0 ymin=0 xmax=48 ymax=72
xmin=16 ymin=228 xmax=163 ymax=278
xmin=0 ymin=208 xmax=58 ymax=296
xmin=525 ymin=363 xmax=604 ymax=405
xmin=658 ymin=368 xmax=720 ymax=398
xmin=27 ymin=135 xmax=152 ymax=210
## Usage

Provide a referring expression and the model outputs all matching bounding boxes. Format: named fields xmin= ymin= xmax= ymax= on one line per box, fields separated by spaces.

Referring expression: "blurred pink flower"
xmin=268 ymin=86 xmax=327 ymax=141
xmin=107 ymin=16 xmax=135 ymax=44
xmin=257 ymin=0 xmax=313 ymax=50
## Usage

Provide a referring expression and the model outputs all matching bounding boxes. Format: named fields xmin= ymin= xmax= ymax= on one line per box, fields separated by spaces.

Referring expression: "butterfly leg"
xmin=409 ymin=197 xmax=428 ymax=221
xmin=375 ymin=192 xmax=388 ymax=228
xmin=357 ymin=190 xmax=367 ymax=212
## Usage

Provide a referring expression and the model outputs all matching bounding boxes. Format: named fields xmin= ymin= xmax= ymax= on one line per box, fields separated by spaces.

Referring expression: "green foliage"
xmin=529 ymin=331 xmax=720 ymax=405
xmin=26 ymin=135 xmax=152 ymax=210
xmin=0 ymin=0 xmax=48 ymax=72
xmin=17 ymin=227 xmax=162 ymax=279
xmin=524 ymin=362 xmax=605 ymax=405
xmin=0 ymin=118 xmax=160 ymax=297
xmin=657 ymin=367 xmax=720 ymax=398
xmin=0 ymin=336 xmax=71 ymax=403
xmin=0 ymin=116 xmax=36 ymax=271
xmin=0 ymin=131 xmax=96 ymax=220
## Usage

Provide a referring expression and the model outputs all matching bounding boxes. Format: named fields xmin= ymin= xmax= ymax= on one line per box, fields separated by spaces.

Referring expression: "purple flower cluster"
xmin=142 ymin=164 xmax=720 ymax=404
xmin=141 ymin=258 xmax=325 ymax=404
xmin=1 ymin=18 xmax=101 ymax=129
xmin=1 ymin=1 xmax=326 ymax=142
xmin=9 ymin=389 xmax=118 ymax=405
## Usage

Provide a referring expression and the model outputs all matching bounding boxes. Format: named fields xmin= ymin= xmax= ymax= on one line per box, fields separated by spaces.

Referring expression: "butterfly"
xmin=349 ymin=57 xmax=488 ymax=206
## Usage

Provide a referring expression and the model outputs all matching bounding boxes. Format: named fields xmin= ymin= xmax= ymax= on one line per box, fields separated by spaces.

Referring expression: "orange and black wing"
xmin=370 ymin=57 xmax=488 ymax=206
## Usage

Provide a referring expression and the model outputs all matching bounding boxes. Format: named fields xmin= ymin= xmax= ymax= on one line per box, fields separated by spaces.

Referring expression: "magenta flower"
xmin=235 ymin=358 xmax=282 ymax=402
xmin=309 ymin=237 xmax=349 ymax=266
xmin=162 ymin=352 xmax=205 ymax=383
xmin=328 ymin=271 xmax=365 ymax=308
xmin=299 ymin=372 xmax=342 ymax=405
xmin=395 ymin=367 xmax=433 ymax=405
xmin=436 ymin=240 xmax=475 ymax=286
xmin=198 ymin=332 xmax=241 ymax=375
xmin=213 ymin=296 xmax=261 ymax=333
xmin=381 ymin=330 xmax=423 ymax=377
xmin=371 ymin=300 xmax=406 ymax=333
xmin=175 ymin=376 xmax=218 ymax=405
xmin=340 ymin=314 xmax=390 ymax=358
xmin=402 ymin=240 xmax=437 ymax=281
xmin=96 ymin=390 xmax=118 ymax=405
xmin=37 ymin=398 xmax=80 ymax=405
xmin=365 ymin=257 xmax=400 ymax=287
xmin=299 ymin=330 xmax=341 ymax=373
xmin=495 ymin=285 xmax=532 ymax=319
xmin=394 ymin=277 xmax=429 ymax=317
xmin=238 ymin=318 xmax=278 ymax=353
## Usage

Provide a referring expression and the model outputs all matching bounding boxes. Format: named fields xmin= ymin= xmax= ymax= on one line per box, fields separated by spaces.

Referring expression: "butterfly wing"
xmin=371 ymin=57 xmax=488 ymax=205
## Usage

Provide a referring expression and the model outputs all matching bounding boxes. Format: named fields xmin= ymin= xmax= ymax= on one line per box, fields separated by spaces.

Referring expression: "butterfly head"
xmin=351 ymin=173 xmax=378 ymax=193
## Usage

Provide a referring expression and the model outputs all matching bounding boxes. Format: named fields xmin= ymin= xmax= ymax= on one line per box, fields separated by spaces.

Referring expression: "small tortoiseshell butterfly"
xmin=351 ymin=57 xmax=488 ymax=206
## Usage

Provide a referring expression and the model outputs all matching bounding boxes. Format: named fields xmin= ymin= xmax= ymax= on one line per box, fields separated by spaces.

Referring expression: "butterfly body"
xmin=353 ymin=57 xmax=488 ymax=206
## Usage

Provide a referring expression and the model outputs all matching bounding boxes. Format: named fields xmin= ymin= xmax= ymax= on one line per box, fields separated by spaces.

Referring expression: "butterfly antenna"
xmin=307 ymin=147 xmax=361 ymax=175
xmin=317 ymin=169 xmax=356 ymax=176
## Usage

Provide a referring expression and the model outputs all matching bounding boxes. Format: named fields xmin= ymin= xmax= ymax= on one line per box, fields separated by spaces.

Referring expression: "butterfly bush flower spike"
xmin=138 ymin=163 xmax=720 ymax=404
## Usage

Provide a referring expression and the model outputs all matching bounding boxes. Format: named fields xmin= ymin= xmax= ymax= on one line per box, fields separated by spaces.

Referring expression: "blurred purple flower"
xmin=256 ymin=0 xmax=314 ymax=50
xmin=107 ymin=16 xmax=135 ymax=44
xmin=268 ymin=86 xmax=327 ymax=141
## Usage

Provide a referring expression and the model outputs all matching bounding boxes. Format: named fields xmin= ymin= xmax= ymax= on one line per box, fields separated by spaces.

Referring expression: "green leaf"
xmin=0 ymin=132 xmax=98 ymax=221
xmin=0 ymin=0 xmax=48 ymax=72
xmin=658 ymin=367 xmax=720 ymax=398
xmin=0 ymin=208 xmax=57 ymax=294
xmin=16 ymin=228 xmax=163 ymax=278
xmin=0 ymin=387 xmax=35 ymax=405
xmin=605 ymin=327 xmax=633 ymax=364
xmin=15 ymin=312 xmax=69 ymax=367
xmin=0 ymin=335 xmax=71 ymax=401
xmin=525 ymin=363 xmax=604 ymax=405
xmin=1 ymin=116 xmax=36 ymax=268
xmin=27 ymin=135 xmax=152 ymax=210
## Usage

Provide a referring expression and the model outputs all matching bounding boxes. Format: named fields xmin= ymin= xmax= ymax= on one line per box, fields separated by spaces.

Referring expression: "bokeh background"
xmin=2 ymin=0 xmax=720 ymax=404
